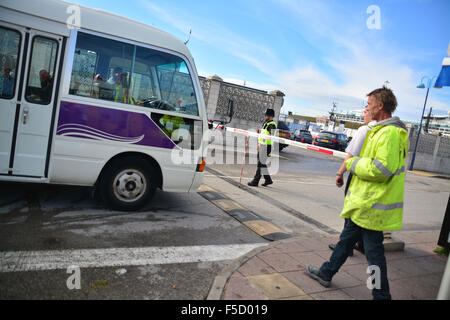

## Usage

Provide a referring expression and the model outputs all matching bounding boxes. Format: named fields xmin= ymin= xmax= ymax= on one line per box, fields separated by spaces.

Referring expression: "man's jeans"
xmin=319 ymin=219 xmax=391 ymax=300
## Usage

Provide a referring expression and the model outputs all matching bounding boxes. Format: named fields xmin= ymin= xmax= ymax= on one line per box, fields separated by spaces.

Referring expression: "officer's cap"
xmin=265 ymin=109 xmax=275 ymax=117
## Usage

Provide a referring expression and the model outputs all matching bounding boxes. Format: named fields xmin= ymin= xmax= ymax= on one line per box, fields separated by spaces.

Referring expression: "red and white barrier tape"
xmin=226 ymin=127 xmax=348 ymax=159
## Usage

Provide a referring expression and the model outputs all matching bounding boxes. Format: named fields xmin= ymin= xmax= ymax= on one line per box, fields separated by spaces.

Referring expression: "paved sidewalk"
xmin=217 ymin=230 xmax=447 ymax=300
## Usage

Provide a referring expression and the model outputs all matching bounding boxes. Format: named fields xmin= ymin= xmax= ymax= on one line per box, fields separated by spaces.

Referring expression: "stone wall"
xmin=199 ymin=75 xmax=284 ymax=130
xmin=407 ymin=126 xmax=450 ymax=175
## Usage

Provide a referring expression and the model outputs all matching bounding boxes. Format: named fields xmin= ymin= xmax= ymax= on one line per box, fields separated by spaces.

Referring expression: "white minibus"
xmin=0 ymin=0 xmax=207 ymax=210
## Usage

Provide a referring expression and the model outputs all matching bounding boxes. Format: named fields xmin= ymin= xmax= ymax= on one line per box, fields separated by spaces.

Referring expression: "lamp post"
xmin=409 ymin=76 xmax=441 ymax=171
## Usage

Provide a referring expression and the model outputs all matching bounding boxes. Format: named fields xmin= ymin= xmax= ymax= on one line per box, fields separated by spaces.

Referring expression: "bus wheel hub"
xmin=113 ymin=170 xmax=146 ymax=202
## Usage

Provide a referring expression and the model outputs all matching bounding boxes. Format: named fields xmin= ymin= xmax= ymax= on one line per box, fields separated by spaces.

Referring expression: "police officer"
xmin=107 ymin=67 xmax=134 ymax=104
xmin=248 ymin=109 xmax=277 ymax=187
xmin=159 ymin=113 xmax=185 ymax=143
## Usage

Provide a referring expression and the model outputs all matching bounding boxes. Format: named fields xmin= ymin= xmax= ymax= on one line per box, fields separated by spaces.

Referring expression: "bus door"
xmin=0 ymin=24 xmax=64 ymax=177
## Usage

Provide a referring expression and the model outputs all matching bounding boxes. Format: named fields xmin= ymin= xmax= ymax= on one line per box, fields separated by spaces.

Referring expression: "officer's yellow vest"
xmin=258 ymin=121 xmax=277 ymax=145
xmin=114 ymin=85 xmax=134 ymax=104
xmin=341 ymin=118 xmax=408 ymax=231
xmin=160 ymin=114 xmax=185 ymax=138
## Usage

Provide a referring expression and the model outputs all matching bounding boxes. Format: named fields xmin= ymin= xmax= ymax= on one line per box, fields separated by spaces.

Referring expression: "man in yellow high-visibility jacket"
xmin=248 ymin=109 xmax=277 ymax=187
xmin=107 ymin=67 xmax=134 ymax=104
xmin=306 ymin=86 xmax=408 ymax=300
xmin=159 ymin=113 xmax=185 ymax=143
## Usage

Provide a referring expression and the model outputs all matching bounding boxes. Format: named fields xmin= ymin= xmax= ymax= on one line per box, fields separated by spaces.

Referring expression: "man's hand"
xmin=336 ymin=174 xmax=344 ymax=188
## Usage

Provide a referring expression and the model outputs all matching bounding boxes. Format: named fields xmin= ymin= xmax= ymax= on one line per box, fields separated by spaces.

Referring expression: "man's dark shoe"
xmin=306 ymin=265 xmax=330 ymax=287
xmin=247 ymin=180 xmax=259 ymax=187
xmin=261 ymin=179 xmax=273 ymax=187
xmin=328 ymin=243 xmax=353 ymax=256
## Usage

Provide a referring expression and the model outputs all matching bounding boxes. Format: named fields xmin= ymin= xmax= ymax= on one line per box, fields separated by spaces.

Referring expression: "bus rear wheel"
xmin=99 ymin=156 xmax=157 ymax=211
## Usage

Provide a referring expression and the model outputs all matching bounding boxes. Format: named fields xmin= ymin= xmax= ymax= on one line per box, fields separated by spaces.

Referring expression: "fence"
xmin=407 ymin=126 xmax=450 ymax=175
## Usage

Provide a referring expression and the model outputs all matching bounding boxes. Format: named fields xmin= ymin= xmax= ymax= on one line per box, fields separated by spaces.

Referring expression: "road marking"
xmin=407 ymin=170 xmax=437 ymax=177
xmin=199 ymin=184 xmax=292 ymax=241
xmin=206 ymin=167 xmax=339 ymax=235
xmin=204 ymin=174 xmax=335 ymax=186
xmin=243 ymin=220 xmax=286 ymax=236
xmin=0 ymin=243 xmax=266 ymax=273
xmin=212 ymin=199 xmax=247 ymax=211
xmin=269 ymin=154 xmax=289 ymax=160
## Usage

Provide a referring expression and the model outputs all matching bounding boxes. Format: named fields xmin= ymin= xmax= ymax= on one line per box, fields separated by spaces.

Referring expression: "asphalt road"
xmin=206 ymin=144 xmax=450 ymax=233
xmin=0 ymin=182 xmax=266 ymax=299
xmin=1 ymin=142 xmax=448 ymax=300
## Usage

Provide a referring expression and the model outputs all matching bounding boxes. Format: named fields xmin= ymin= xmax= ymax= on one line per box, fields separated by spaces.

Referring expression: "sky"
xmin=72 ymin=0 xmax=450 ymax=121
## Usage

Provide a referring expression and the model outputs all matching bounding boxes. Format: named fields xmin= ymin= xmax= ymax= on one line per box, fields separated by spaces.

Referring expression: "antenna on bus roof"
xmin=184 ymin=29 xmax=192 ymax=45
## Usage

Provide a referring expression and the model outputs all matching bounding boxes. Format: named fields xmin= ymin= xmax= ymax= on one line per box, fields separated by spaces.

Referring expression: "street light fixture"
xmin=409 ymin=76 xmax=441 ymax=171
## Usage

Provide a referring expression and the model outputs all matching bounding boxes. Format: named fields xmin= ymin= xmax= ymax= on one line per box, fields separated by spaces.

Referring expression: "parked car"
xmin=310 ymin=129 xmax=321 ymax=141
xmin=294 ymin=129 xmax=313 ymax=144
xmin=289 ymin=130 xmax=295 ymax=140
xmin=286 ymin=122 xmax=307 ymax=140
xmin=312 ymin=131 xmax=348 ymax=151
xmin=276 ymin=121 xmax=291 ymax=151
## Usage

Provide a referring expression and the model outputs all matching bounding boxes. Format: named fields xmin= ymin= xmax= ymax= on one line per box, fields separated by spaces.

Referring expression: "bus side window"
xmin=133 ymin=45 xmax=199 ymax=116
xmin=25 ymin=36 xmax=58 ymax=105
xmin=68 ymin=32 xmax=199 ymax=116
xmin=0 ymin=27 xmax=21 ymax=100
xmin=151 ymin=113 xmax=202 ymax=150
xmin=70 ymin=32 xmax=134 ymax=104
xmin=70 ymin=48 xmax=97 ymax=97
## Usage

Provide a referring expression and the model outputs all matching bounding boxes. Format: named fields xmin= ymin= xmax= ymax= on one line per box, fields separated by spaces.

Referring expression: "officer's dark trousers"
xmin=319 ymin=219 xmax=391 ymax=300
xmin=254 ymin=144 xmax=271 ymax=181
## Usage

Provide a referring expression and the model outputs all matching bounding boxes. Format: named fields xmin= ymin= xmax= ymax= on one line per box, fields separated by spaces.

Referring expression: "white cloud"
xmin=265 ymin=0 xmax=449 ymax=119
xmin=141 ymin=1 xmax=281 ymax=76
xmin=141 ymin=0 xmax=449 ymax=120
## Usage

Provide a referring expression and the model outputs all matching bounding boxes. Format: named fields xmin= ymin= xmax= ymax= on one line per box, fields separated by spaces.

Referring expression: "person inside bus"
xmin=1 ymin=67 xmax=14 ymax=98
xmin=92 ymin=73 xmax=114 ymax=100
xmin=37 ymin=69 xmax=53 ymax=102
xmin=159 ymin=113 xmax=186 ymax=144
xmin=92 ymin=73 xmax=103 ymax=99
xmin=107 ymin=67 xmax=134 ymax=104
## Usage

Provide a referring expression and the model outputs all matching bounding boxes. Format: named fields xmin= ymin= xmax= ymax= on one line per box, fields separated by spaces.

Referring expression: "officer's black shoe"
xmin=247 ymin=180 xmax=259 ymax=187
xmin=328 ymin=243 xmax=353 ymax=256
xmin=262 ymin=179 xmax=273 ymax=187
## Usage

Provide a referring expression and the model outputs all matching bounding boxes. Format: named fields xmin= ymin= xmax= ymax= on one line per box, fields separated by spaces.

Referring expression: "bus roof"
xmin=1 ymin=0 xmax=192 ymax=59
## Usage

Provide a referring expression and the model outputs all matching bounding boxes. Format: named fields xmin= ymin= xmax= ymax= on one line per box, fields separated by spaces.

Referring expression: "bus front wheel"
xmin=99 ymin=156 xmax=157 ymax=211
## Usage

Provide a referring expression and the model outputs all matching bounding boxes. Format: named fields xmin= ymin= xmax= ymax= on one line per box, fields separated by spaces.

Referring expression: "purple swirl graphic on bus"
xmin=57 ymin=123 xmax=145 ymax=144
xmin=56 ymin=101 xmax=177 ymax=149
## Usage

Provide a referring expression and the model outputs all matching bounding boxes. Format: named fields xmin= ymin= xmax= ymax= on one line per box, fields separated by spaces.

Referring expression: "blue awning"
xmin=435 ymin=58 xmax=450 ymax=87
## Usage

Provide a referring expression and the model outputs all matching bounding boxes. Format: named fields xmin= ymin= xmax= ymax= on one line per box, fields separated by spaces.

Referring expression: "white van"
xmin=0 ymin=0 xmax=207 ymax=210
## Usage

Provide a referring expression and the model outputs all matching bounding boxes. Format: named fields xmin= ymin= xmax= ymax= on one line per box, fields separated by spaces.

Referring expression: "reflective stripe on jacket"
xmin=258 ymin=121 xmax=277 ymax=145
xmin=341 ymin=116 xmax=408 ymax=231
